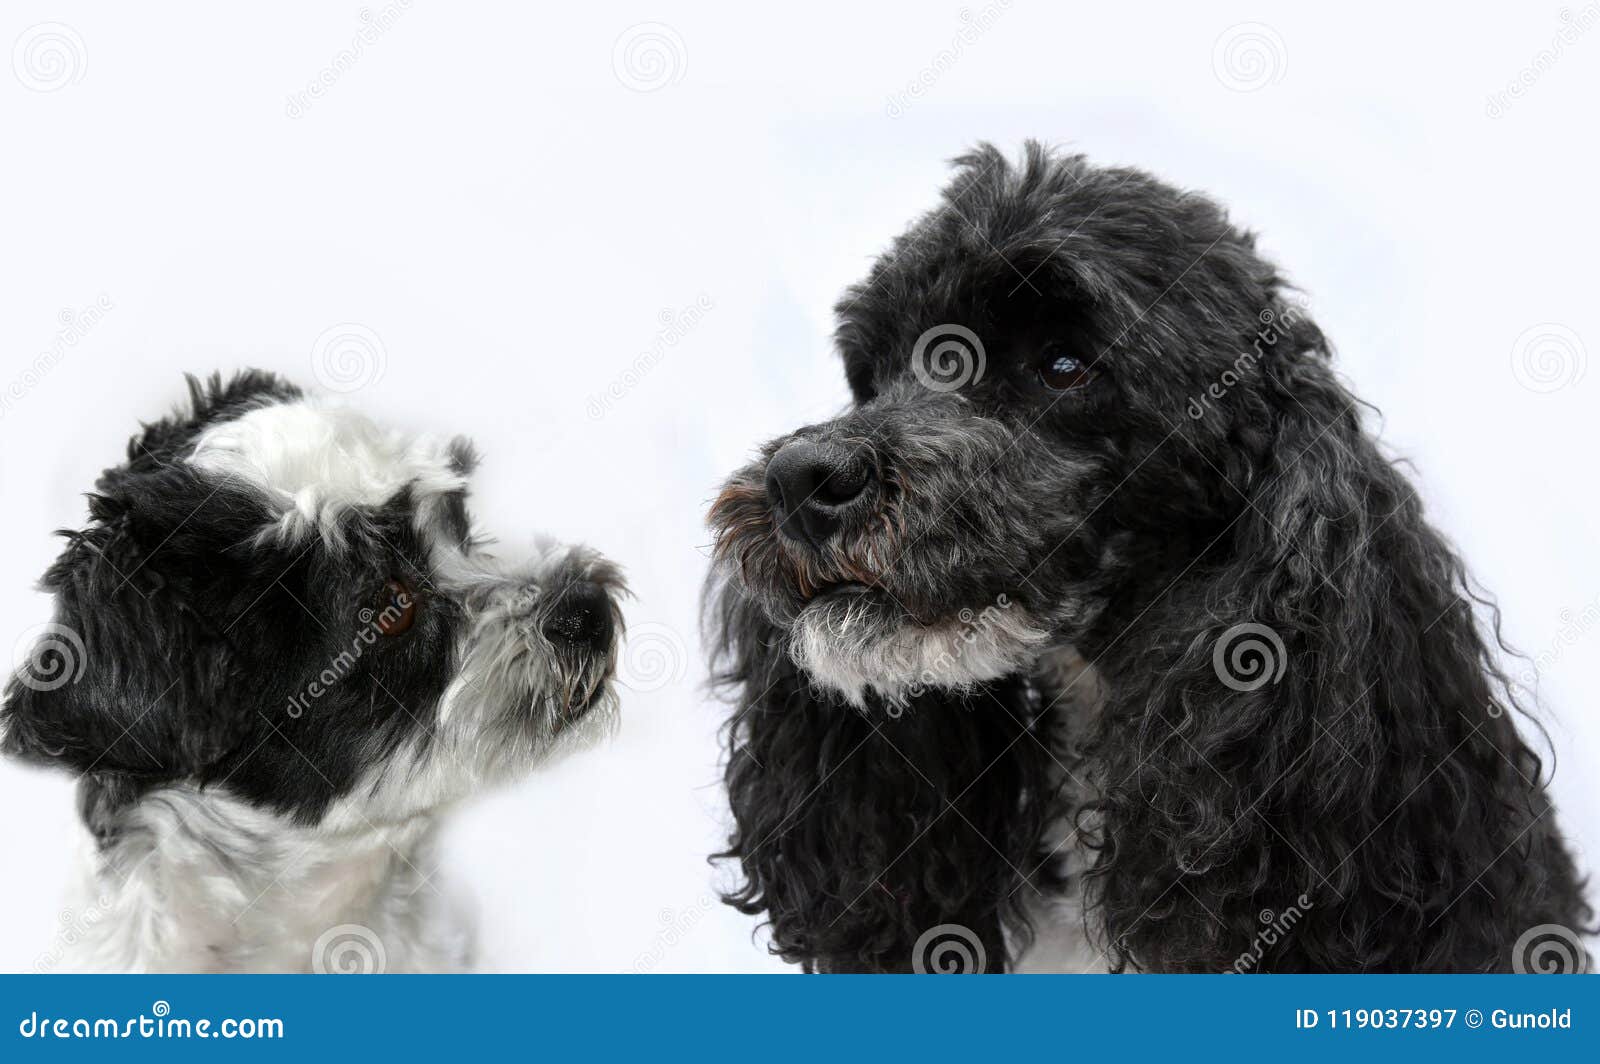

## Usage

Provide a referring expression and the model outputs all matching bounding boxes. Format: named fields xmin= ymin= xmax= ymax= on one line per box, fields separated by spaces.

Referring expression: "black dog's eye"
xmin=371 ymin=577 xmax=418 ymax=636
xmin=1038 ymin=349 xmax=1094 ymax=392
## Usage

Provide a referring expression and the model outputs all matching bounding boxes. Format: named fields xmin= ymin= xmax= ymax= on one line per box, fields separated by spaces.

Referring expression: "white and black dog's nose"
xmin=764 ymin=440 xmax=875 ymax=549
xmin=541 ymin=579 xmax=616 ymax=649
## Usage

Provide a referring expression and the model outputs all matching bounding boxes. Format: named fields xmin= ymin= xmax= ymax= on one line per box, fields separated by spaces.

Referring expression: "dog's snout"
xmin=541 ymin=580 xmax=616 ymax=649
xmin=765 ymin=441 xmax=875 ymax=548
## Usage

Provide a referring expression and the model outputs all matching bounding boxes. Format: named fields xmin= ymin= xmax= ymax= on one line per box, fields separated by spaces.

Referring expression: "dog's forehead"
xmin=188 ymin=397 xmax=471 ymax=543
xmin=835 ymin=152 xmax=1262 ymax=399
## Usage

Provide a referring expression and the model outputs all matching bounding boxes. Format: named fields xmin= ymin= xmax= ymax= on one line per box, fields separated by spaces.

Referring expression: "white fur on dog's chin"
xmin=323 ymin=540 xmax=623 ymax=829
xmin=788 ymin=596 xmax=1052 ymax=707
xmin=189 ymin=398 xmax=468 ymax=547
xmin=52 ymin=788 xmax=468 ymax=973
xmin=320 ymin=689 xmax=620 ymax=834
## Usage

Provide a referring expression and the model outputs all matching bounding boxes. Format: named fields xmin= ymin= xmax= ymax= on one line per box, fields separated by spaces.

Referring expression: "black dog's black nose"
xmin=542 ymin=580 xmax=615 ymax=648
xmin=765 ymin=440 xmax=874 ymax=548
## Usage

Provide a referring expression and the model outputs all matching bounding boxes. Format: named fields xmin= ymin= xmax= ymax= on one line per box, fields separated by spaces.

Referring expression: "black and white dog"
xmin=3 ymin=371 xmax=623 ymax=972
xmin=707 ymin=143 xmax=1591 ymax=973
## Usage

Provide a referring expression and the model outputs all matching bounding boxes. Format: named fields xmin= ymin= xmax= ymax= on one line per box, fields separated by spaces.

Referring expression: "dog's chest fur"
xmin=56 ymin=786 xmax=469 ymax=973
xmin=1011 ymin=646 xmax=1111 ymax=973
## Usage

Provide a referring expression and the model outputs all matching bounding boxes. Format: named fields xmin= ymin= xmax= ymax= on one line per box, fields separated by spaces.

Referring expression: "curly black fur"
xmin=707 ymin=142 xmax=1592 ymax=973
xmin=712 ymin=590 xmax=1059 ymax=972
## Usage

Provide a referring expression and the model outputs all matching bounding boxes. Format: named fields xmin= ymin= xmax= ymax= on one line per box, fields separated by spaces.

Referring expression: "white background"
xmin=1 ymin=2 xmax=1595 ymax=972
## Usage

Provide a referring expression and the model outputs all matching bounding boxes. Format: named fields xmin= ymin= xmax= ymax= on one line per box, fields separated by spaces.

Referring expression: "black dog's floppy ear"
xmin=1086 ymin=311 xmax=1591 ymax=971
xmin=1 ymin=512 xmax=240 ymax=778
xmin=2 ymin=369 xmax=302 ymax=776
xmin=707 ymin=576 xmax=1053 ymax=972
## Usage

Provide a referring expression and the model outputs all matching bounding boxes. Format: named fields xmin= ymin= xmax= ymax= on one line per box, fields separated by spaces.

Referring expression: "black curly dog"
xmin=706 ymin=142 xmax=1591 ymax=973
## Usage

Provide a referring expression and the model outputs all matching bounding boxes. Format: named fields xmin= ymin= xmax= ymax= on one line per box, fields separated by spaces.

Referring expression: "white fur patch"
xmin=51 ymin=788 xmax=468 ymax=973
xmin=189 ymin=398 xmax=467 ymax=546
xmin=1013 ymin=646 xmax=1111 ymax=973
xmin=790 ymin=593 xmax=1051 ymax=707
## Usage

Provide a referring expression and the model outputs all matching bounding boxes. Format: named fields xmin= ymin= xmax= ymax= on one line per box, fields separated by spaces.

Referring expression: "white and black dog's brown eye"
xmin=373 ymin=577 xmax=418 ymax=636
xmin=1038 ymin=349 xmax=1094 ymax=391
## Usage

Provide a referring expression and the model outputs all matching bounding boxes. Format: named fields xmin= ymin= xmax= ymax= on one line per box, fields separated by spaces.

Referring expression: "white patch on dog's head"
xmin=189 ymin=398 xmax=468 ymax=547
xmin=789 ymin=593 xmax=1051 ymax=707
xmin=182 ymin=388 xmax=624 ymax=830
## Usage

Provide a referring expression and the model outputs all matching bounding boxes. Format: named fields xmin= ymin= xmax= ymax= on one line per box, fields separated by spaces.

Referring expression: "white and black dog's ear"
xmin=0 ymin=371 xmax=297 ymax=777
xmin=1 ymin=498 xmax=247 ymax=778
